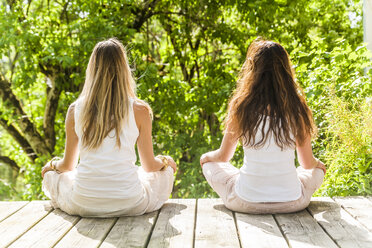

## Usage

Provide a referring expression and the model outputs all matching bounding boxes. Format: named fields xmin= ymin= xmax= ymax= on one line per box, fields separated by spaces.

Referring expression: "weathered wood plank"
xmin=235 ymin=213 xmax=288 ymax=248
xmin=54 ymin=217 xmax=116 ymax=248
xmin=0 ymin=201 xmax=28 ymax=222
xmin=8 ymin=209 xmax=80 ymax=248
xmin=0 ymin=198 xmax=371 ymax=248
xmin=0 ymin=201 xmax=52 ymax=248
xmin=194 ymin=199 xmax=240 ymax=248
xmin=275 ymin=209 xmax=338 ymax=248
xmin=148 ymin=199 xmax=196 ymax=248
xmin=334 ymin=196 xmax=372 ymax=232
xmin=100 ymin=211 xmax=158 ymax=248
xmin=308 ymin=197 xmax=372 ymax=248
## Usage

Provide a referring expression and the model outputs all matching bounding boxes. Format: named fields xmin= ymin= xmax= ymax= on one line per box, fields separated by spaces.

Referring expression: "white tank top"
xmin=73 ymin=98 xmax=143 ymax=199
xmin=235 ymin=120 xmax=302 ymax=202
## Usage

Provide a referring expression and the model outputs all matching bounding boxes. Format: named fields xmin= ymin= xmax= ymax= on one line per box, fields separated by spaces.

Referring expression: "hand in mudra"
xmin=157 ymin=155 xmax=177 ymax=172
xmin=41 ymin=158 xmax=61 ymax=178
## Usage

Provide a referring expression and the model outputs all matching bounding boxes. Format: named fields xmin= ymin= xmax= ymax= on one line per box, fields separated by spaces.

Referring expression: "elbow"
xmin=58 ymin=159 xmax=77 ymax=172
xmin=219 ymin=155 xmax=230 ymax=163
xmin=142 ymin=166 xmax=156 ymax=173
xmin=141 ymin=159 xmax=161 ymax=172
xmin=299 ymin=158 xmax=317 ymax=170
xmin=218 ymin=150 xmax=232 ymax=162
xmin=301 ymin=164 xmax=314 ymax=170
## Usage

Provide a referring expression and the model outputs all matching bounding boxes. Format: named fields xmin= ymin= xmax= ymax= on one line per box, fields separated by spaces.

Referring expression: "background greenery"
xmin=0 ymin=0 xmax=371 ymax=200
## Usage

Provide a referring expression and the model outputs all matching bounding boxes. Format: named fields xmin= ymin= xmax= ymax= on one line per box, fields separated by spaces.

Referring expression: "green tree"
xmin=0 ymin=0 xmax=370 ymax=200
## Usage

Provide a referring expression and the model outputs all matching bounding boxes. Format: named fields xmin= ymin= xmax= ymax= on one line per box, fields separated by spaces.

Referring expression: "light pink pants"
xmin=202 ymin=162 xmax=324 ymax=214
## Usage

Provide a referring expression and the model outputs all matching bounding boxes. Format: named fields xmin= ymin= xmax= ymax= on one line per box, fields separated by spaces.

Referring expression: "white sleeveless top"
xmin=73 ymin=98 xmax=143 ymax=200
xmin=235 ymin=120 xmax=302 ymax=202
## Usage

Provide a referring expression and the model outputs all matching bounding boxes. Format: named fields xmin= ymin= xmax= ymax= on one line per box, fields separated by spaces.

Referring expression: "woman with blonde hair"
xmin=42 ymin=38 xmax=176 ymax=217
xmin=200 ymin=39 xmax=326 ymax=214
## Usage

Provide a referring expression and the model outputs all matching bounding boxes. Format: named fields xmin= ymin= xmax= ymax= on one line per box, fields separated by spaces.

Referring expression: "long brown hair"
xmin=79 ymin=38 xmax=138 ymax=149
xmin=226 ymin=39 xmax=316 ymax=149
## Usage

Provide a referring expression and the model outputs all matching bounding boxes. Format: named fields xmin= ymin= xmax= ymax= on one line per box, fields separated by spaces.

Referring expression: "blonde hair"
xmin=79 ymin=38 xmax=138 ymax=149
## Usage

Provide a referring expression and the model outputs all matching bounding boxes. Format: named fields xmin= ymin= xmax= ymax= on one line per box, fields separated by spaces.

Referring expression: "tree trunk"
xmin=43 ymin=76 xmax=62 ymax=150
xmin=0 ymin=76 xmax=52 ymax=157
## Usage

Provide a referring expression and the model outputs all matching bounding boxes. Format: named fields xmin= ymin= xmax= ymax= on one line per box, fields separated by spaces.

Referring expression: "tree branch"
xmin=6 ymin=0 xmax=26 ymax=21
xmin=6 ymin=0 xmax=16 ymax=10
xmin=39 ymin=63 xmax=80 ymax=92
xmin=131 ymin=0 xmax=160 ymax=31
xmin=59 ymin=0 xmax=72 ymax=38
xmin=0 ymin=75 xmax=51 ymax=156
xmin=39 ymin=61 xmax=79 ymax=151
xmin=161 ymin=18 xmax=191 ymax=84
xmin=8 ymin=51 xmax=19 ymax=81
xmin=26 ymin=0 xmax=33 ymax=16
xmin=200 ymin=110 xmax=221 ymax=136
xmin=0 ymin=118 xmax=37 ymax=161
xmin=0 ymin=155 xmax=20 ymax=172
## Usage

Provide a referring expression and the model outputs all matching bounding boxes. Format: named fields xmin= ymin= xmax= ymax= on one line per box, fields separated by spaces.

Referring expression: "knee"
xmin=224 ymin=201 xmax=239 ymax=212
xmin=314 ymin=168 xmax=325 ymax=188
xmin=202 ymin=162 xmax=216 ymax=178
xmin=298 ymin=167 xmax=324 ymax=189
xmin=42 ymin=171 xmax=58 ymax=186
xmin=290 ymin=199 xmax=310 ymax=213
xmin=306 ymin=169 xmax=325 ymax=190
xmin=165 ymin=167 xmax=175 ymax=183
xmin=155 ymin=167 xmax=175 ymax=187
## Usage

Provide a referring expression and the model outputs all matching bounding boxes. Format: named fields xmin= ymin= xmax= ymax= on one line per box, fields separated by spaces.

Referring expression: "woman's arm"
xmin=134 ymin=101 xmax=177 ymax=172
xmin=42 ymin=104 xmax=79 ymax=177
xmin=200 ymin=125 xmax=239 ymax=166
xmin=296 ymin=135 xmax=326 ymax=174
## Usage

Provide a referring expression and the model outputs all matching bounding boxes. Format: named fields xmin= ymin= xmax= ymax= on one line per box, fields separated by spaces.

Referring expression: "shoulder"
xmin=66 ymin=102 xmax=76 ymax=123
xmin=133 ymin=99 xmax=152 ymax=118
xmin=68 ymin=102 xmax=77 ymax=115
xmin=133 ymin=100 xmax=149 ymax=113
xmin=69 ymin=102 xmax=76 ymax=111
xmin=133 ymin=99 xmax=152 ymax=130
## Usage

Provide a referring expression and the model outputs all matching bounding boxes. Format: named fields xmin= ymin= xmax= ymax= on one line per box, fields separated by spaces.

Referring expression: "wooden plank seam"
xmin=50 ymin=216 xmax=82 ymax=248
xmin=307 ymin=197 xmax=372 ymax=248
xmin=143 ymin=210 xmax=160 ymax=248
xmin=5 ymin=208 xmax=54 ymax=248
xmin=0 ymin=202 xmax=29 ymax=223
xmin=333 ymin=197 xmax=372 ymax=233
xmin=304 ymin=208 xmax=339 ymax=247
xmin=96 ymin=218 xmax=120 ymax=248
xmin=192 ymin=198 xmax=198 ymax=248
xmin=232 ymin=211 xmax=243 ymax=248
xmin=272 ymin=214 xmax=290 ymax=247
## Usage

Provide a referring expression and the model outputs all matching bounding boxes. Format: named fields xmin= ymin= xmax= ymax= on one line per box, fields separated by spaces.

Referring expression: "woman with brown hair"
xmin=200 ymin=39 xmax=326 ymax=214
xmin=41 ymin=38 xmax=176 ymax=217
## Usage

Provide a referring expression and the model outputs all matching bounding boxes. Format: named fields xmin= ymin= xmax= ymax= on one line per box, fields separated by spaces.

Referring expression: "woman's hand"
xmin=200 ymin=150 xmax=220 ymax=167
xmin=41 ymin=160 xmax=60 ymax=178
xmin=162 ymin=155 xmax=177 ymax=173
xmin=315 ymin=159 xmax=327 ymax=175
xmin=200 ymin=125 xmax=239 ymax=167
xmin=41 ymin=163 xmax=53 ymax=178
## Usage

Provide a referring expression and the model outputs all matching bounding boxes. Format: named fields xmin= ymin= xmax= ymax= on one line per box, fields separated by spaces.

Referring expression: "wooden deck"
xmin=0 ymin=197 xmax=372 ymax=248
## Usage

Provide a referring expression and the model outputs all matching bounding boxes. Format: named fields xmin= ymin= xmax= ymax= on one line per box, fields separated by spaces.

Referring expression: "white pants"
xmin=43 ymin=166 xmax=174 ymax=217
xmin=203 ymin=162 xmax=324 ymax=214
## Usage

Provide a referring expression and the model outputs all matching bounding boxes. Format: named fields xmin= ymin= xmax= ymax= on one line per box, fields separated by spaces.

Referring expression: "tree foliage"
xmin=0 ymin=0 xmax=371 ymax=200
